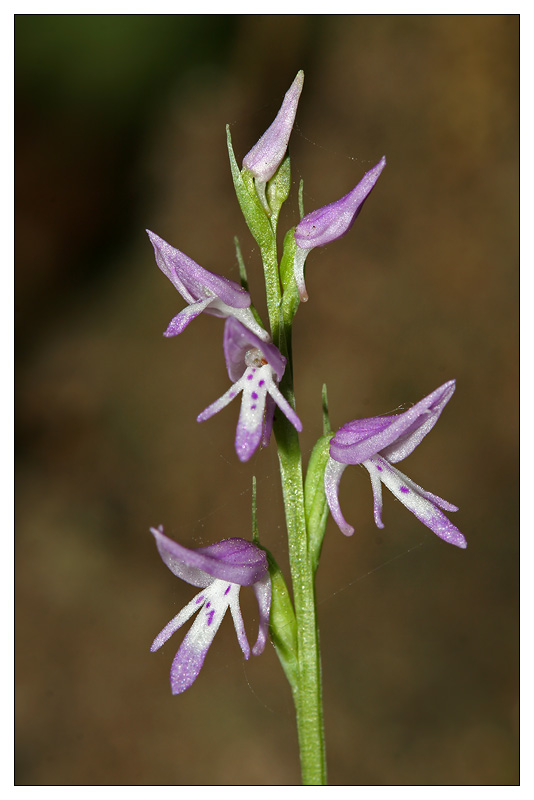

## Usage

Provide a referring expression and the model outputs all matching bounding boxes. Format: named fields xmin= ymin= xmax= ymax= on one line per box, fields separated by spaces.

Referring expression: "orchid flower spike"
xmin=293 ymin=156 xmax=386 ymax=301
xmin=150 ymin=526 xmax=271 ymax=695
xmin=324 ymin=380 xmax=467 ymax=548
xmin=197 ymin=317 xmax=302 ymax=462
xmin=242 ymin=70 xmax=304 ymax=186
xmin=147 ymin=230 xmax=269 ymax=341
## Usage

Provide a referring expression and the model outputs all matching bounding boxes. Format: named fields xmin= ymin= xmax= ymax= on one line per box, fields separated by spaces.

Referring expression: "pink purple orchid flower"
xmin=242 ymin=70 xmax=304 ymax=185
xmin=197 ymin=316 xmax=302 ymax=462
xmin=324 ymin=380 xmax=467 ymax=548
xmin=293 ymin=156 xmax=387 ymax=301
xmin=147 ymin=229 xmax=269 ymax=341
xmin=150 ymin=526 xmax=271 ymax=695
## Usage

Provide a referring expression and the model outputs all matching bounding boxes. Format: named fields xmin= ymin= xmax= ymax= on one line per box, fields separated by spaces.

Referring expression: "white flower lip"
xmin=196 ymin=318 xmax=302 ymax=463
xmin=149 ymin=527 xmax=272 ymax=694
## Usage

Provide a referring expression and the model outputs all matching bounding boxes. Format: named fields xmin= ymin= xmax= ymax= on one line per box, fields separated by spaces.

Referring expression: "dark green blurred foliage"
xmin=16 ymin=15 xmax=518 ymax=785
xmin=15 ymin=16 xmax=239 ymax=341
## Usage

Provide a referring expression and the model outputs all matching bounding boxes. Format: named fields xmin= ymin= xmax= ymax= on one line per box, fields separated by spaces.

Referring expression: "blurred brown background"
xmin=15 ymin=15 xmax=518 ymax=785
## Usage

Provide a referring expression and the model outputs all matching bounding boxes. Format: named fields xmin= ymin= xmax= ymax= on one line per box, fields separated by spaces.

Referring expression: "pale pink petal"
xmin=228 ymin=585 xmax=251 ymax=659
xmin=251 ymin=572 xmax=272 ymax=656
xmin=324 ymin=457 xmax=353 ymax=536
xmin=168 ymin=581 xmax=231 ymax=694
xmin=234 ymin=368 xmax=269 ymax=462
xmin=164 ymin=296 xmax=213 ymax=337
xmin=196 ymin=375 xmax=246 ymax=423
xmin=366 ymin=456 xmax=467 ymax=549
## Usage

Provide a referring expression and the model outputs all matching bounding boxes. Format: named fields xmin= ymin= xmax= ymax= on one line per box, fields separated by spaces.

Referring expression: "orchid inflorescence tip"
xmin=145 ymin=68 xmax=466 ymax=720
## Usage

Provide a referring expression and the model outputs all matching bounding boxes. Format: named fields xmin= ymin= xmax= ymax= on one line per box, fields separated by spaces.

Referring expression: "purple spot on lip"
xmin=206 ymin=609 xmax=215 ymax=625
xmin=258 ymin=380 xmax=265 ymax=387
xmin=224 ymin=585 xmax=231 ymax=595
xmin=251 ymin=392 xmax=258 ymax=399
xmin=251 ymin=405 xmax=256 ymax=410
xmin=376 ymin=465 xmax=383 ymax=471
xmin=247 ymin=374 xmax=254 ymax=380
xmin=400 ymin=486 xmax=410 ymax=494
xmin=229 ymin=391 xmax=236 ymax=398
xmin=196 ymin=595 xmax=205 ymax=604
xmin=206 ymin=601 xmax=211 ymax=608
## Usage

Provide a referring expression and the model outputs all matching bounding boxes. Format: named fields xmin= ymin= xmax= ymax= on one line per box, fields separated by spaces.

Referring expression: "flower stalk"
xmin=146 ymin=68 xmax=466 ymax=787
xmin=272 ymin=335 xmax=327 ymax=785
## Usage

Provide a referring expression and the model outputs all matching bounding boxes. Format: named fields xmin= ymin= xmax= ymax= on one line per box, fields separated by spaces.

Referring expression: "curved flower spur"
xmin=324 ymin=380 xmax=467 ymax=548
xmin=150 ymin=526 xmax=271 ymax=695
xmin=197 ymin=316 xmax=302 ymax=462
xmin=147 ymin=229 xmax=269 ymax=341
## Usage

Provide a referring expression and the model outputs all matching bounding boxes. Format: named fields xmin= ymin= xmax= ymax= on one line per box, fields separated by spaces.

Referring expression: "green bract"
xmin=227 ymin=126 xmax=274 ymax=252
xmin=280 ymin=227 xmax=300 ymax=326
xmin=263 ymin=547 xmax=299 ymax=688
xmin=266 ymin=153 xmax=292 ymax=235
xmin=305 ymin=432 xmax=334 ymax=572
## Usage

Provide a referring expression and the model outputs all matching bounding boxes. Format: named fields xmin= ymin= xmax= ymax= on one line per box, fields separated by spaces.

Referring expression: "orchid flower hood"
xmin=292 ymin=156 xmax=386 ymax=301
xmin=147 ymin=230 xmax=269 ymax=341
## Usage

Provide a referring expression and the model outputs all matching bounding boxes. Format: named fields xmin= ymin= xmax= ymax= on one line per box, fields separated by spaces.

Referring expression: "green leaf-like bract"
xmin=226 ymin=125 xmax=274 ymax=252
xmin=266 ymin=153 xmax=292 ymax=235
xmin=305 ymin=432 xmax=334 ymax=572
xmin=262 ymin=547 xmax=299 ymax=689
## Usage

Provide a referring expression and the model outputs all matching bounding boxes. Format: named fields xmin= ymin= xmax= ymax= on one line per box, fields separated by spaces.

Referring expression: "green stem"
xmin=273 ymin=354 xmax=327 ymax=785
xmin=261 ymin=241 xmax=282 ymax=342
xmin=255 ymin=167 xmax=325 ymax=783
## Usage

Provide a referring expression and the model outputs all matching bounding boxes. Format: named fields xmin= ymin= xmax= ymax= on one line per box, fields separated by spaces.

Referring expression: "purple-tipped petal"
xmin=330 ymin=381 xmax=456 ymax=465
xmin=163 ymin=297 xmax=213 ymax=337
xmin=147 ymin=230 xmax=251 ymax=309
xmin=196 ymin=374 xmax=247 ymax=424
xmin=265 ymin=375 xmax=303 ymax=432
xmin=371 ymin=456 xmax=461 ymax=515
xmin=293 ymin=246 xmax=311 ymax=303
xmin=261 ymin=394 xmax=276 ymax=447
xmin=242 ymin=70 xmax=304 ymax=183
xmin=169 ymin=636 xmax=209 ymax=695
xmin=294 ymin=156 xmax=386 ymax=251
xmin=234 ymin=367 xmax=269 ymax=462
xmin=158 ymin=277 xmax=269 ymax=340
xmin=150 ymin=588 xmax=207 ymax=652
xmin=223 ymin=317 xmax=285 ymax=383
xmin=232 ymin=366 xmax=302 ymax=461
xmin=324 ymin=456 xmax=354 ymax=536
xmin=365 ymin=456 xmax=467 ymax=549
xmin=367 ymin=464 xmax=385 ymax=529
xmin=168 ymin=581 xmax=230 ymax=694
xmin=150 ymin=527 xmax=269 ymax=587
xmin=251 ymin=572 xmax=272 ymax=656
xmin=228 ymin=588 xmax=251 ymax=660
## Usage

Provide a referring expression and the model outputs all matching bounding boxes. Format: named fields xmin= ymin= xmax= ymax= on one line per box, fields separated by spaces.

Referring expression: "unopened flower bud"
xmin=243 ymin=70 xmax=304 ymax=183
